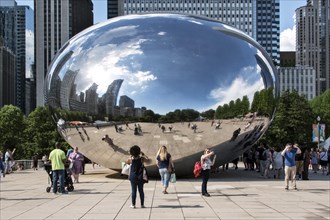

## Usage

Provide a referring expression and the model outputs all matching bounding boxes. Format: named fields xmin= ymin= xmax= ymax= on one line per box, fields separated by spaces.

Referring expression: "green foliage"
xmin=251 ymin=88 xmax=275 ymax=116
xmin=22 ymin=106 xmax=63 ymax=159
xmin=215 ymin=95 xmax=251 ymax=119
xmin=310 ymin=89 xmax=330 ymax=137
xmin=262 ymin=90 xmax=313 ymax=147
xmin=200 ymin=109 xmax=215 ymax=119
xmin=0 ymin=105 xmax=25 ymax=158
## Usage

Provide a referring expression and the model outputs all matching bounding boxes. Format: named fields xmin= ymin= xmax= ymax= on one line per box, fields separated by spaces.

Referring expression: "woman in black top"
xmin=126 ymin=145 xmax=149 ymax=208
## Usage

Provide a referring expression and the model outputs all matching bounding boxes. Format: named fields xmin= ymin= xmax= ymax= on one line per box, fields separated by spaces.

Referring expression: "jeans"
xmin=52 ymin=169 xmax=65 ymax=193
xmin=159 ymin=168 xmax=170 ymax=188
xmin=5 ymin=161 xmax=10 ymax=174
xmin=130 ymin=181 xmax=144 ymax=206
xmin=201 ymin=169 xmax=210 ymax=194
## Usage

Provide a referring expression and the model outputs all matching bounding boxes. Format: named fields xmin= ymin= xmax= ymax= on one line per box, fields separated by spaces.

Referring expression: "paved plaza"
xmin=0 ymin=163 xmax=329 ymax=220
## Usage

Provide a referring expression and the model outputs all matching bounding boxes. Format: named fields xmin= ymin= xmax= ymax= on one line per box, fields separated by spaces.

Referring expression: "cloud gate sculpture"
xmin=45 ymin=14 xmax=277 ymax=177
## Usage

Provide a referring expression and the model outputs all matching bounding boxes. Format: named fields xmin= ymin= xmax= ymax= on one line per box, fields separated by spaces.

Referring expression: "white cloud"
xmin=204 ymin=65 xmax=264 ymax=111
xmin=25 ymin=29 xmax=34 ymax=78
xmin=280 ymin=27 xmax=296 ymax=51
xmin=208 ymin=76 xmax=263 ymax=109
xmin=280 ymin=13 xmax=296 ymax=51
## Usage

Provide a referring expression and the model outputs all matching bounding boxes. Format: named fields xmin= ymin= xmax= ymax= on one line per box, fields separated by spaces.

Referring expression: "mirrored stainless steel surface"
xmin=45 ymin=14 xmax=277 ymax=177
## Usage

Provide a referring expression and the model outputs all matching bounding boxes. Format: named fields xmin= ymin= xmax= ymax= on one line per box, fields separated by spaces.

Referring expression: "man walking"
xmin=281 ymin=143 xmax=301 ymax=190
xmin=49 ymin=142 xmax=67 ymax=194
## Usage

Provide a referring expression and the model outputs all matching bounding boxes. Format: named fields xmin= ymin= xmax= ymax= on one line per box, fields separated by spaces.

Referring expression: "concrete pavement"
xmin=0 ymin=163 xmax=329 ymax=220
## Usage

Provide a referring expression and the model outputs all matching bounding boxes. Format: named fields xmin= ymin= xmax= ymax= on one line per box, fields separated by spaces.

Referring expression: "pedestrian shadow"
xmin=212 ymin=193 xmax=257 ymax=197
xmin=1 ymin=197 xmax=51 ymax=201
xmin=156 ymin=205 xmax=203 ymax=208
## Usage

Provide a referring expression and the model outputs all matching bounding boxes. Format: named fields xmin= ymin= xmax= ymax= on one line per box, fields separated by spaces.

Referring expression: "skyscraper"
xmin=296 ymin=0 xmax=330 ymax=95
xmin=0 ymin=38 xmax=16 ymax=107
xmin=0 ymin=0 xmax=34 ymax=112
xmin=256 ymin=0 xmax=280 ymax=65
xmin=107 ymin=0 xmax=280 ymax=65
xmin=35 ymin=0 xmax=93 ymax=106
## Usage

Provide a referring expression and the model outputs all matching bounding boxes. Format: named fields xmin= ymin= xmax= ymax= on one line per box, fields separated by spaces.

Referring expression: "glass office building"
xmin=108 ymin=0 xmax=280 ymax=65
xmin=0 ymin=0 xmax=34 ymax=113
xmin=35 ymin=0 xmax=93 ymax=106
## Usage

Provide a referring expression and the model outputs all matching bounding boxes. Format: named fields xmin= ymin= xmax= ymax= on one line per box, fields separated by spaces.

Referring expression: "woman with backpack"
xmin=200 ymin=148 xmax=216 ymax=197
xmin=126 ymin=145 xmax=149 ymax=208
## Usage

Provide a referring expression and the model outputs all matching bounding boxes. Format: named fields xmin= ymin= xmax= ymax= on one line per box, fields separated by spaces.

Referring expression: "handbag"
xmin=121 ymin=163 xmax=131 ymax=175
xmin=142 ymin=166 xmax=148 ymax=183
xmin=69 ymin=162 xmax=74 ymax=169
xmin=170 ymin=173 xmax=176 ymax=183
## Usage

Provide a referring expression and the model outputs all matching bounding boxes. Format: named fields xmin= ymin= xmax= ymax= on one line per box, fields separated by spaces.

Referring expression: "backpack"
xmin=193 ymin=161 xmax=202 ymax=178
xmin=261 ymin=150 xmax=268 ymax=161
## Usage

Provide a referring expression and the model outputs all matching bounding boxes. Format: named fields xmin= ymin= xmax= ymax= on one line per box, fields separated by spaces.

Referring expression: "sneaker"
xmin=130 ymin=205 xmax=136 ymax=209
xmin=285 ymin=187 xmax=288 ymax=190
xmin=202 ymin=193 xmax=210 ymax=197
xmin=141 ymin=205 xmax=146 ymax=208
xmin=293 ymin=187 xmax=298 ymax=190
xmin=61 ymin=191 xmax=68 ymax=194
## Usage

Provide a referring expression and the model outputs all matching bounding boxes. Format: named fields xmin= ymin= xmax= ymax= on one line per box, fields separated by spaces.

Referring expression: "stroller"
xmin=44 ymin=163 xmax=74 ymax=193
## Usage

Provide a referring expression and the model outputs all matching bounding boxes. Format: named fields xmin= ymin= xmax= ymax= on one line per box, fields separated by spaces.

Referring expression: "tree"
xmin=262 ymin=90 xmax=313 ymax=148
xmin=241 ymin=95 xmax=250 ymax=114
xmin=310 ymin=89 xmax=330 ymax=138
xmin=23 ymin=107 xmax=63 ymax=159
xmin=201 ymin=109 xmax=215 ymax=119
xmin=0 ymin=105 xmax=25 ymax=158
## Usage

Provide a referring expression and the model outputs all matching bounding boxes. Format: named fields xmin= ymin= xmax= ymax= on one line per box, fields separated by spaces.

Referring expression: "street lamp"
xmin=317 ymin=116 xmax=321 ymax=149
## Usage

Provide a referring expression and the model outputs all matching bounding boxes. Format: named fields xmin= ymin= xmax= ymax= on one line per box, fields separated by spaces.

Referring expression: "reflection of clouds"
xmin=158 ymin=32 xmax=166 ymax=36
xmin=208 ymin=65 xmax=264 ymax=109
xmin=26 ymin=29 xmax=34 ymax=78
xmin=73 ymin=25 xmax=157 ymax=96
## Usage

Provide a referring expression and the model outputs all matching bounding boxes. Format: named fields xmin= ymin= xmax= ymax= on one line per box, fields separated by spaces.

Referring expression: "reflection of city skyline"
xmin=47 ymin=71 xmax=148 ymax=117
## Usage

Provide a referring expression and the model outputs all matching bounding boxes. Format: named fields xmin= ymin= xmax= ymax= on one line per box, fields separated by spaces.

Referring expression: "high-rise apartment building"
xmin=35 ymin=0 xmax=93 ymax=106
xmin=107 ymin=0 xmax=280 ymax=65
xmin=296 ymin=0 xmax=330 ymax=95
xmin=0 ymin=0 xmax=33 ymax=112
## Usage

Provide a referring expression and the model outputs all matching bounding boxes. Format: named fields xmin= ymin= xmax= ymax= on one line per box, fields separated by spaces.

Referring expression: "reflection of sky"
xmin=49 ymin=14 xmax=275 ymax=114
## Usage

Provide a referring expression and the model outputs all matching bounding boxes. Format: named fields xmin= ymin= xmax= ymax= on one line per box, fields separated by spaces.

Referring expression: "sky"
xmin=16 ymin=0 xmax=306 ymax=52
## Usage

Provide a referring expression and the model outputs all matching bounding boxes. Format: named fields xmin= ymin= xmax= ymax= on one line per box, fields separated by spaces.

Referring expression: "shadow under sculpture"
xmin=45 ymin=14 xmax=277 ymax=177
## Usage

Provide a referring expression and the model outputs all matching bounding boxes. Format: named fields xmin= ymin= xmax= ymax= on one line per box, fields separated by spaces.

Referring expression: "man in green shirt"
xmin=49 ymin=142 xmax=67 ymax=194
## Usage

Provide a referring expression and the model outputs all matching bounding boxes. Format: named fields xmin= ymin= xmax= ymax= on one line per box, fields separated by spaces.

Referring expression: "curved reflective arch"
xmin=45 ymin=14 xmax=278 ymax=177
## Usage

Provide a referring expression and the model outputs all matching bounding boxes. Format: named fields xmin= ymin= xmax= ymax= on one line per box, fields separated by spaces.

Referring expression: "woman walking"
xmin=68 ymin=147 xmax=84 ymax=183
xmin=126 ymin=145 xmax=149 ymax=208
xmin=156 ymin=146 xmax=174 ymax=194
xmin=201 ymin=148 xmax=216 ymax=197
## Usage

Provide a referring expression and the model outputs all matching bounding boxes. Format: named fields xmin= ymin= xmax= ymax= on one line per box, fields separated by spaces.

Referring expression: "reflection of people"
xmin=126 ymin=145 xmax=149 ymax=208
xmin=281 ymin=143 xmax=301 ymax=190
xmin=102 ymin=134 xmax=114 ymax=146
xmin=200 ymin=148 xmax=216 ymax=197
xmin=156 ymin=146 xmax=174 ymax=194
xmin=49 ymin=142 xmax=67 ymax=194
xmin=230 ymin=128 xmax=241 ymax=142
